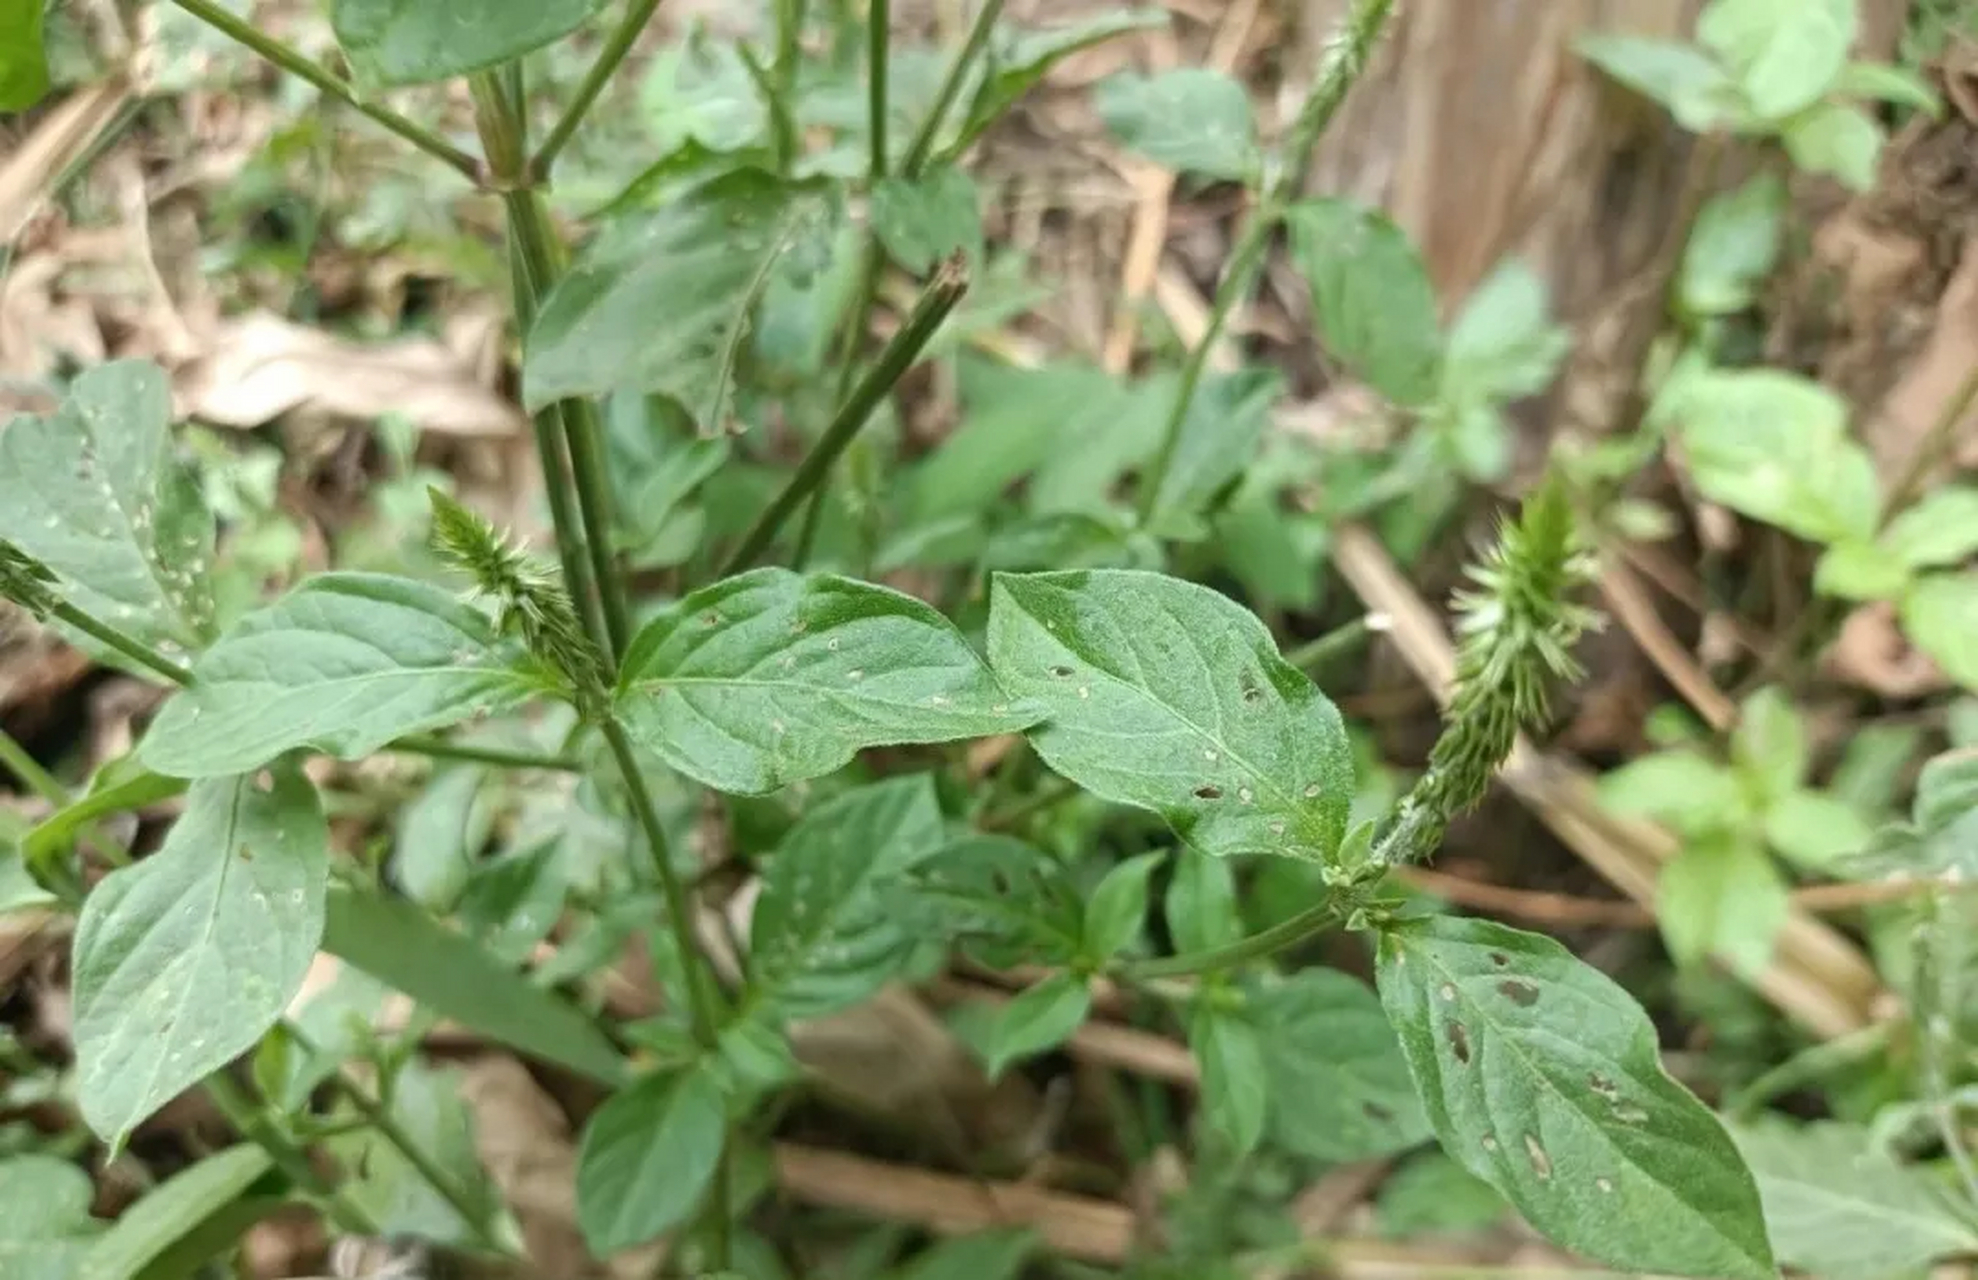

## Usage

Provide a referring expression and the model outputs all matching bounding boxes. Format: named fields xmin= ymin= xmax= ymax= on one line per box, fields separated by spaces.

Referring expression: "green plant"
xmin=12 ymin=0 xmax=1968 ymax=1278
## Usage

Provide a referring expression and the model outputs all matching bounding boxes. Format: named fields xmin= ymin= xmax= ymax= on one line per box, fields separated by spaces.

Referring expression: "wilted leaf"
xmin=331 ymin=0 xmax=601 ymax=86
xmin=987 ymin=570 xmax=1354 ymax=862
xmin=73 ymin=768 xmax=329 ymax=1146
xmin=616 ymin=568 xmax=1038 ymax=795
xmin=1377 ymin=916 xmax=1773 ymax=1280
xmin=143 ymin=574 xmax=538 ymax=779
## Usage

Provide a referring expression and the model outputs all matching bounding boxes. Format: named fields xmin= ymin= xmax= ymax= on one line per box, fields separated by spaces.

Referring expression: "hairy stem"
xmin=50 ymin=600 xmax=194 ymax=686
xmin=1134 ymin=0 xmax=1394 ymax=522
xmin=720 ymin=257 xmax=970 ymax=573
xmin=1118 ymin=897 xmax=1350 ymax=981
xmin=534 ymin=0 xmax=668 ymax=177
xmin=1283 ymin=613 xmax=1385 ymax=674
xmin=169 ymin=0 xmax=479 ymax=180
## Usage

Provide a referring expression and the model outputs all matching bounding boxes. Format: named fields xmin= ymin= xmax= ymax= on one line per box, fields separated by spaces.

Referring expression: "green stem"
xmin=867 ymin=0 xmax=889 ymax=181
xmin=202 ymin=1072 xmax=381 ymax=1237
xmin=900 ymin=0 xmax=1005 ymax=178
xmin=598 ymin=717 xmax=733 ymax=1266
xmin=1117 ymin=897 xmax=1348 ymax=981
xmin=390 ymin=735 xmax=581 ymax=773
xmin=0 ymin=724 xmax=66 ymax=807
xmin=1283 ymin=612 xmax=1383 ymax=674
xmin=168 ymin=0 xmax=479 ymax=180
xmin=50 ymin=600 xmax=195 ymax=686
xmin=1133 ymin=0 xmax=1393 ymax=523
xmin=720 ymin=257 xmax=970 ymax=574
xmin=534 ymin=0 xmax=668 ymax=178
xmin=286 ymin=1022 xmax=505 ymax=1252
xmin=769 ymin=0 xmax=811 ymax=173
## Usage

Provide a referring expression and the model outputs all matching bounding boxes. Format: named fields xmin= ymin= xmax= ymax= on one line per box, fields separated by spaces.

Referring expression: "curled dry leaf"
xmin=1866 ymin=234 xmax=1978 ymax=482
xmin=174 ymin=311 xmax=526 ymax=436
xmin=1827 ymin=601 xmax=1949 ymax=699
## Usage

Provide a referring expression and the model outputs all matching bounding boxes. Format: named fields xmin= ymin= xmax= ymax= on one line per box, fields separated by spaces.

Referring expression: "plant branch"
xmin=202 ymin=1072 xmax=382 ymax=1236
xmin=1283 ymin=612 xmax=1386 ymax=675
xmin=50 ymin=600 xmax=195 ymax=686
xmin=0 ymin=724 xmax=66 ymax=807
xmin=1117 ymin=897 xmax=1349 ymax=981
xmin=720 ymin=256 xmax=970 ymax=574
xmin=1134 ymin=0 xmax=1393 ymax=523
xmin=389 ymin=734 xmax=581 ymax=773
xmin=867 ymin=0 xmax=889 ymax=181
xmin=900 ymin=0 xmax=1004 ymax=178
xmin=168 ymin=0 xmax=479 ymax=180
xmin=534 ymin=0 xmax=668 ymax=178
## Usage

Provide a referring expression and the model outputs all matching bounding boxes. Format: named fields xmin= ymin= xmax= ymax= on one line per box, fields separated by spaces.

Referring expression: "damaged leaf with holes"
xmin=1376 ymin=915 xmax=1774 ymax=1280
xmin=986 ymin=569 xmax=1354 ymax=862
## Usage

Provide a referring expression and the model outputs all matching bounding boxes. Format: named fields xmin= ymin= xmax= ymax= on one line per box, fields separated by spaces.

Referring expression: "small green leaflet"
xmin=891 ymin=1230 xmax=1036 ymax=1280
xmin=1782 ymin=102 xmax=1883 ymax=193
xmin=1190 ymin=1003 xmax=1267 ymax=1155
xmin=1679 ymin=174 xmax=1786 ymax=318
xmin=750 ymin=775 xmax=945 ymax=1018
xmin=986 ymin=570 xmax=1354 ymax=862
xmin=978 ymin=972 xmax=1092 ymax=1078
xmin=0 ymin=0 xmax=49 ymax=110
xmin=1253 ymin=968 xmax=1428 ymax=1161
xmin=73 ymin=768 xmax=329 ymax=1146
xmin=1696 ymin=0 xmax=1854 ymax=121
xmin=872 ymin=167 xmax=985 ymax=273
xmin=1902 ymin=571 xmax=1978 ymax=691
xmin=1165 ymin=851 xmax=1241 ymax=954
xmin=142 ymin=573 xmax=537 ymax=779
xmin=885 ymin=834 xmax=1084 ymax=968
xmin=1884 ymin=486 xmax=1978 ymax=570
xmin=22 ymin=759 xmax=185 ymax=873
xmin=0 ymin=1155 xmax=100 ymax=1280
xmin=525 ymin=172 xmax=819 ymax=423
xmin=951 ymin=10 xmax=1169 ymax=155
xmin=78 ymin=1145 xmax=276 ymax=1280
xmin=616 ymin=568 xmax=1040 ymax=795
xmin=1576 ymin=36 xmax=1741 ymax=132
xmin=1375 ymin=915 xmax=1774 ymax=1280
xmin=0 ymin=361 xmax=216 ymax=654
xmin=576 ymin=1067 xmax=727 ymax=1253
xmin=1095 ymin=68 xmax=1260 ymax=182
xmin=1149 ymin=368 xmax=1279 ymax=524
xmin=323 ymin=884 xmax=627 ymax=1086
xmin=1080 ymin=851 xmax=1161 ymax=963
xmin=1658 ymin=836 xmax=1788 ymax=978
xmin=1285 ymin=199 xmax=1443 ymax=406
xmin=1375 ymin=1152 xmax=1506 ymax=1237
xmin=330 ymin=0 xmax=600 ymax=86
xmin=393 ymin=766 xmax=495 ymax=912
xmin=1735 ymin=1121 xmax=1978 ymax=1280
xmin=1732 ymin=685 xmax=1806 ymax=802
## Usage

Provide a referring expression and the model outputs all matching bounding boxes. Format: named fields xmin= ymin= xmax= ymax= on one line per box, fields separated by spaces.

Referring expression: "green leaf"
xmin=1441 ymin=261 xmax=1570 ymax=403
xmin=1763 ymin=791 xmax=1873 ymax=870
xmin=886 ymin=834 xmax=1084 ymax=968
xmin=1885 ymin=486 xmax=1978 ymax=570
xmin=0 ymin=1155 xmax=100 ymax=1280
xmin=1576 ymin=35 xmax=1742 ymax=131
xmin=750 ymin=775 xmax=946 ymax=1018
xmin=577 ymin=1067 xmax=728 ymax=1253
xmin=1254 ymin=968 xmax=1429 ymax=1161
xmin=1734 ymin=1121 xmax=1978 ymax=1280
xmin=979 ymin=973 xmax=1091 ymax=1078
xmin=22 ymin=760 xmax=185 ymax=874
xmin=271 ymin=965 xmax=391 ymax=1112
xmin=1671 ymin=369 xmax=1880 ymax=543
xmin=1149 ymin=368 xmax=1280 ymax=522
xmin=330 ymin=0 xmax=601 ymax=86
xmin=1080 ymin=851 xmax=1162 ymax=963
xmin=1679 ymin=173 xmax=1787 ymax=318
xmin=1902 ymin=571 xmax=1978 ymax=691
xmin=1658 ymin=836 xmax=1789 ymax=978
xmin=1782 ymin=102 xmax=1884 ymax=192
xmin=1916 ymin=747 xmax=1978 ymax=831
xmin=0 ymin=361 xmax=215 ymax=653
xmin=1597 ymin=750 xmax=1744 ymax=836
xmin=142 ymin=573 xmax=536 ymax=779
xmin=910 ymin=361 xmax=1115 ymax=523
xmin=1376 ymin=1152 xmax=1506 ymax=1237
xmin=525 ymin=172 xmax=820 ymax=423
xmin=1287 ymin=199 xmax=1443 ymax=405
xmin=78 ymin=1145 xmax=275 ymax=1280
xmin=1377 ymin=916 xmax=1774 ymax=1280
xmin=0 ymin=0 xmax=49 ymax=110
xmin=954 ymin=10 xmax=1170 ymax=153
xmin=1095 ymin=69 xmax=1260 ymax=181
xmin=616 ymin=568 xmax=1038 ymax=795
xmin=640 ymin=32 xmax=768 ymax=156
xmin=1814 ymin=538 xmax=1911 ymax=602
xmin=872 ymin=167 xmax=984 ymax=274
xmin=0 ymin=843 xmax=55 ymax=914
xmin=1166 ymin=851 xmax=1241 ymax=954
xmin=73 ymin=768 xmax=328 ymax=1146
xmin=891 ymin=1230 xmax=1036 ymax=1280
xmin=330 ymin=1061 xmax=506 ymax=1250
xmin=1698 ymin=0 xmax=1855 ymax=119
xmin=323 ymin=883 xmax=628 ymax=1086
xmin=1832 ymin=61 xmax=1942 ymax=114
xmin=1732 ymin=686 xmax=1807 ymax=800
xmin=987 ymin=570 xmax=1354 ymax=862
xmin=1190 ymin=1003 xmax=1267 ymax=1155
xmin=393 ymin=766 xmax=494 ymax=912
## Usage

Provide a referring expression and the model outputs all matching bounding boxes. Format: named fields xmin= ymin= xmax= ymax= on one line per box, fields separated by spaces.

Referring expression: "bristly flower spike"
xmin=426 ymin=487 xmax=606 ymax=706
xmin=1374 ymin=475 xmax=1601 ymax=867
